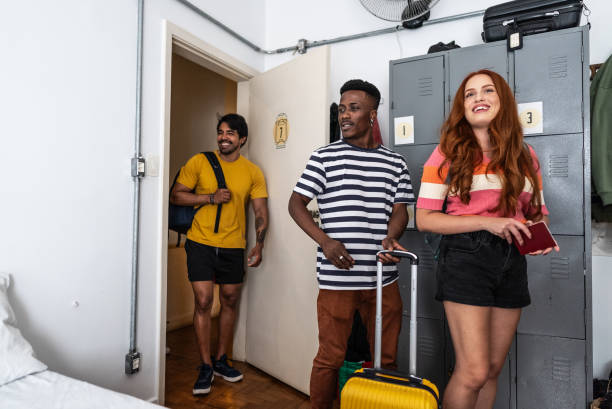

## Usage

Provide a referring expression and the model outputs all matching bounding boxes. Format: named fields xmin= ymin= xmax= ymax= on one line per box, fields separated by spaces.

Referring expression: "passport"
xmin=512 ymin=221 xmax=558 ymax=255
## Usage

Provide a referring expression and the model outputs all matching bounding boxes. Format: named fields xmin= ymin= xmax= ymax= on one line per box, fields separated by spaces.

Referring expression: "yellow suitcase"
xmin=340 ymin=250 xmax=440 ymax=409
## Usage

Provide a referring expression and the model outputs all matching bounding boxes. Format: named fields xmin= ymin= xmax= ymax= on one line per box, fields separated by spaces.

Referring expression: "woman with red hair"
xmin=416 ymin=70 xmax=558 ymax=409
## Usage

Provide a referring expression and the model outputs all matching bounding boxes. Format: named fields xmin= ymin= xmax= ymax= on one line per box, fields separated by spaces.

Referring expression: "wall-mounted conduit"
xmin=126 ymin=0 xmax=144 ymax=375
xmin=174 ymin=0 xmax=485 ymax=54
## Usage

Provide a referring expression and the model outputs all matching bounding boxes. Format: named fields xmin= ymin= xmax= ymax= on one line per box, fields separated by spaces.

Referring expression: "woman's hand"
xmin=524 ymin=219 xmax=560 ymax=256
xmin=484 ymin=217 xmax=531 ymax=245
xmin=526 ymin=246 xmax=559 ymax=256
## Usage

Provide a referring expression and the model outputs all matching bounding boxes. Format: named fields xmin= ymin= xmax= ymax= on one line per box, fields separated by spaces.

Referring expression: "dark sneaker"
xmin=212 ymin=354 xmax=244 ymax=382
xmin=193 ymin=363 xmax=214 ymax=395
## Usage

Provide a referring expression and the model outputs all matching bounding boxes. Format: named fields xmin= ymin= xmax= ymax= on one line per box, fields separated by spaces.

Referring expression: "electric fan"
xmin=359 ymin=0 xmax=440 ymax=23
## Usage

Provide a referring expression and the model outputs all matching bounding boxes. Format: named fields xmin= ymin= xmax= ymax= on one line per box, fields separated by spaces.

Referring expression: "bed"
xmin=0 ymin=273 xmax=164 ymax=409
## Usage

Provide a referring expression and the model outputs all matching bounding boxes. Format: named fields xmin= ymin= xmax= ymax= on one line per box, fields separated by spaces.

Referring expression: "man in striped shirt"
xmin=288 ymin=79 xmax=415 ymax=409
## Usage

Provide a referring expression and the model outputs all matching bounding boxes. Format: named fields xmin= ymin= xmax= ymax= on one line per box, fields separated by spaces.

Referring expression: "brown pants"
xmin=309 ymin=281 xmax=402 ymax=409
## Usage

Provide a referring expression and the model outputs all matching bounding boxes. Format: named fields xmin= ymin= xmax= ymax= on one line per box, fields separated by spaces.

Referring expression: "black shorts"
xmin=435 ymin=231 xmax=530 ymax=308
xmin=184 ymin=239 xmax=245 ymax=284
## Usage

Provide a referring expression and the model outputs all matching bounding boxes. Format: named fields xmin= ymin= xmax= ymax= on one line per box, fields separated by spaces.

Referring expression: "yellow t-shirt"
xmin=177 ymin=152 xmax=268 ymax=249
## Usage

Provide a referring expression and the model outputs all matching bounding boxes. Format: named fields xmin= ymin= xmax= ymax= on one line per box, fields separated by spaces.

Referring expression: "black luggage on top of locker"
xmin=481 ymin=0 xmax=583 ymax=43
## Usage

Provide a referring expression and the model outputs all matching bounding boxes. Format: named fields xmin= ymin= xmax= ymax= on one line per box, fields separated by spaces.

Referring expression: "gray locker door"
xmin=391 ymin=56 xmax=445 ymax=145
xmin=397 ymin=317 xmax=445 ymax=389
xmin=518 ymin=235 xmax=585 ymax=339
xmin=493 ymin=340 xmax=516 ymax=409
xmin=398 ymin=230 xmax=443 ymax=320
xmin=526 ymin=134 xmax=584 ymax=235
xmin=448 ymin=43 xmax=508 ymax=99
xmin=514 ymin=31 xmax=583 ymax=136
xmin=394 ymin=143 xmax=438 ymax=219
xmin=517 ymin=335 xmax=585 ymax=409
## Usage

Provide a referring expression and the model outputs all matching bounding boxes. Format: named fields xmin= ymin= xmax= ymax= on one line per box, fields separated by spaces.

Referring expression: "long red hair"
xmin=438 ymin=69 xmax=542 ymax=219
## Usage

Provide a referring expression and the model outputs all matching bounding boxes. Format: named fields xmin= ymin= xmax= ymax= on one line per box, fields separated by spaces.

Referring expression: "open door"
xmin=244 ymin=46 xmax=330 ymax=394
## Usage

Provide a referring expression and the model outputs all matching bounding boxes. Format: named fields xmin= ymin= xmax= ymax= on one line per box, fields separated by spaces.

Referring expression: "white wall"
xmin=0 ymin=0 xmax=264 ymax=402
xmin=264 ymin=0 xmax=612 ymax=378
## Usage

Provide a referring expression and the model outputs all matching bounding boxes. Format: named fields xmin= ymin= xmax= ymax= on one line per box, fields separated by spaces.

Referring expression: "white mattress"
xmin=0 ymin=370 xmax=164 ymax=409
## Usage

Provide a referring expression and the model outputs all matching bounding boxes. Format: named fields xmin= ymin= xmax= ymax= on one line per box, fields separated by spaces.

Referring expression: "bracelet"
xmin=209 ymin=194 xmax=215 ymax=205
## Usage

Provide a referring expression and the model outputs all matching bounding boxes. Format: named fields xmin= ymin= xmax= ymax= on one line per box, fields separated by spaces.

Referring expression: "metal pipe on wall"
xmin=125 ymin=0 xmax=145 ymax=375
xmin=174 ymin=0 xmax=484 ymax=54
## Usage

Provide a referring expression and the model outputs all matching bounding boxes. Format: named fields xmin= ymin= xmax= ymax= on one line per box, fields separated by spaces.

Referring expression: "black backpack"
xmin=427 ymin=41 xmax=461 ymax=54
xmin=168 ymin=152 xmax=226 ymax=245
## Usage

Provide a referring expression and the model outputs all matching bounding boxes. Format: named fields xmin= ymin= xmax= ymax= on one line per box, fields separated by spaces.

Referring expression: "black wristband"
xmin=209 ymin=194 xmax=215 ymax=205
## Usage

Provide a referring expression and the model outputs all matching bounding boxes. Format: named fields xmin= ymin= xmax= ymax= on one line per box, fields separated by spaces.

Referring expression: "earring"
xmin=370 ymin=118 xmax=374 ymax=127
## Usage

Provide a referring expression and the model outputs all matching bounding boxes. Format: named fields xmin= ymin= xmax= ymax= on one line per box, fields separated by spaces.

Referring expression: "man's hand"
xmin=247 ymin=243 xmax=263 ymax=267
xmin=321 ymin=237 xmax=354 ymax=270
xmin=213 ymin=188 xmax=231 ymax=204
xmin=379 ymin=237 xmax=408 ymax=264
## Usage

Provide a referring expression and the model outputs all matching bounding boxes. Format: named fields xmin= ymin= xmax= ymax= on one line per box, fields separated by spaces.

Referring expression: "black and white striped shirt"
xmin=294 ymin=141 xmax=415 ymax=290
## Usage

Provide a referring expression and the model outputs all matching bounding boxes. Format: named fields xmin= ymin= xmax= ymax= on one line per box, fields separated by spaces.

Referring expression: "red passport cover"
xmin=512 ymin=221 xmax=557 ymax=255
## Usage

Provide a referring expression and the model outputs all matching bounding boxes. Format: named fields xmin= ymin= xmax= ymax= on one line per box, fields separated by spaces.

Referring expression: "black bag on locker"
xmin=427 ymin=41 xmax=461 ymax=54
xmin=481 ymin=0 xmax=583 ymax=43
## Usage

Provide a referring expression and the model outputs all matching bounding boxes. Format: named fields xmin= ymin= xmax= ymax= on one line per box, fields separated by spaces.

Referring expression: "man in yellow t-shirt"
xmin=170 ymin=113 xmax=268 ymax=396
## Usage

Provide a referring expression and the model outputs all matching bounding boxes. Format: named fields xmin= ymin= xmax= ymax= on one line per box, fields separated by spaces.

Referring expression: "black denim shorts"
xmin=184 ymin=239 xmax=245 ymax=284
xmin=435 ymin=231 xmax=530 ymax=308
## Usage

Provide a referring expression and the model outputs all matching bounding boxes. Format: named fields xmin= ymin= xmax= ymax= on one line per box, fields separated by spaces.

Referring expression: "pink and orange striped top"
xmin=416 ymin=145 xmax=548 ymax=221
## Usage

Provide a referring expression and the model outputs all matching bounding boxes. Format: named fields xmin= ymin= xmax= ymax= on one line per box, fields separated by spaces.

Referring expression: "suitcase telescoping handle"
xmin=375 ymin=250 xmax=419 ymax=376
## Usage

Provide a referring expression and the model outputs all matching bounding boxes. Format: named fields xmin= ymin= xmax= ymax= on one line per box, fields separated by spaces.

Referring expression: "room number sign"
xmin=394 ymin=115 xmax=415 ymax=145
xmin=518 ymin=101 xmax=544 ymax=135
xmin=273 ymin=113 xmax=289 ymax=149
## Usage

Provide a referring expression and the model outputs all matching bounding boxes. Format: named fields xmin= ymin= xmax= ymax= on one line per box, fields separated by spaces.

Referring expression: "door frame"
xmin=157 ymin=19 xmax=258 ymax=404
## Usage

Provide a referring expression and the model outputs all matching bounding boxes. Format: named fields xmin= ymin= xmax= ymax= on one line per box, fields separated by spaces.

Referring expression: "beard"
xmin=218 ymin=141 xmax=239 ymax=155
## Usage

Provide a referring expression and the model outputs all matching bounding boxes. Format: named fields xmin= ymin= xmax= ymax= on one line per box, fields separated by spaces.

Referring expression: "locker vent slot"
xmin=548 ymin=155 xmax=569 ymax=177
xmin=550 ymin=257 xmax=570 ymax=279
xmin=552 ymin=356 xmax=571 ymax=382
xmin=418 ymin=77 xmax=433 ymax=96
xmin=549 ymin=56 xmax=568 ymax=79
xmin=418 ymin=335 xmax=436 ymax=357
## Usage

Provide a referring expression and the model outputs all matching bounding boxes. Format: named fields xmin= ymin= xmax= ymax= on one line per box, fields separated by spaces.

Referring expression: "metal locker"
xmin=397 ymin=317 xmax=445 ymax=389
xmin=448 ymin=42 xmax=509 ymax=98
xmin=519 ymin=235 xmax=585 ymax=339
xmin=388 ymin=27 xmax=591 ymax=409
xmin=526 ymin=134 xmax=584 ymax=235
xmin=390 ymin=55 xmax=445 ymax=146
xmin=398 ymin=230 xmax=443 ymax=320
xmin=493 ymin=340 xmax=516 ymax=409
xmin=517 ymin=334 xmax=585 ymax=409
xmin=514 ymin=31 xmax=583 ymax=136
xmin=394 ymin=143 xmax=438 ymax=210
xmin=444 ymin=322 xmax=454 ymax=395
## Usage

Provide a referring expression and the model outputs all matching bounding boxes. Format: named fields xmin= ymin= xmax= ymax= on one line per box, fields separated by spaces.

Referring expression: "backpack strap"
xmin=203 ymin=152 xmax=227 ymax=234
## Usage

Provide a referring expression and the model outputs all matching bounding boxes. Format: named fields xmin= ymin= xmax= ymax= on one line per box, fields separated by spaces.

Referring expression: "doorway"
xmin=158 ymin=20 xmax=330 ymax=404
xmin=158 ymin=21 xmax=257 ymax=405
xmin=165 ymin=52 xmax=236 ymax=334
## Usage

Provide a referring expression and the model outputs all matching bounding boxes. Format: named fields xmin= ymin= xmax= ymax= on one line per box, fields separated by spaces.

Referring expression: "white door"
xmin=245 ymin=46 xmax=329 ymax=394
